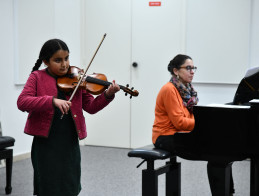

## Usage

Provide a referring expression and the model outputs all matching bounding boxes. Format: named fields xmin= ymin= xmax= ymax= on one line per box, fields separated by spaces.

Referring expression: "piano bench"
xmin=128 ymin=144 xmax=181 ymax=196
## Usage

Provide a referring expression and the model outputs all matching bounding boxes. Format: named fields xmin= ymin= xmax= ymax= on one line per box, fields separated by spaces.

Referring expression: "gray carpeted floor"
xmin=0 ymin=146 xmax=251 ymax=196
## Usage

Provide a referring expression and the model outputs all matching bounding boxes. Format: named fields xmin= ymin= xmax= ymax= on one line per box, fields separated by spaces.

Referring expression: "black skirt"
xmin=31 ymin=91 xmax=81 ymax=196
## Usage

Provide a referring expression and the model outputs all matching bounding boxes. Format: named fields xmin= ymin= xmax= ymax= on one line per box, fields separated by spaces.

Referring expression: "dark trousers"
xmin=154 ymin=134 xmax=235 ymax=195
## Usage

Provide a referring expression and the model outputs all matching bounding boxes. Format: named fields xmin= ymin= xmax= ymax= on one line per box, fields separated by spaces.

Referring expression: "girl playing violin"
xmin=17 ymin=39 xmax=120 ymax=196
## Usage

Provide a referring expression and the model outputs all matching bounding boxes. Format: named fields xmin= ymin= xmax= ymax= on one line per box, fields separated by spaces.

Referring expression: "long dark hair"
xmin=31 ymin=39 xmax=69 ymax=73
xmin=167 ymin=54 xmax=192 ymax=75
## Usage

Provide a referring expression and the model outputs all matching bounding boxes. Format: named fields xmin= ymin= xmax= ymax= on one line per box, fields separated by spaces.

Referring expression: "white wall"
xmin=186 ymin=0 xmax=251 ymax=84
xmin=1 ymin=0 xmax=259 ymax=156
xmin=195 ymin=83 xmax=238 ymax=105
xmin=0 ymin=0 xmax=32 ymax=156
xmin=195 ymin=0 xmax=259 ymax=106
xmin=0 ymin=0 xmax=82 ymax=156
xmin=250 ymin=0 xmax=259 ymax=68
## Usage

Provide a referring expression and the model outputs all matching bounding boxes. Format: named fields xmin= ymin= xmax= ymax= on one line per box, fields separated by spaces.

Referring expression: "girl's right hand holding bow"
xmin=53 ymin=98 xmax=72 ymax=115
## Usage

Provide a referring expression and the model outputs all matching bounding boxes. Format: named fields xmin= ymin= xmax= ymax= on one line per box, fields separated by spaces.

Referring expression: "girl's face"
xmin=44 ymin=49 xmax=70 ymax=77
xmin=173 ymin=59 xmax=195 ymax=85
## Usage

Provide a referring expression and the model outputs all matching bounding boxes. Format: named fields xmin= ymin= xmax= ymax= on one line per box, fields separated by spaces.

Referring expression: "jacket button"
xmin=77 ymin=130 xmax=81 ymax=133
xmin=74 ymin=114 xmax=77 ymax=118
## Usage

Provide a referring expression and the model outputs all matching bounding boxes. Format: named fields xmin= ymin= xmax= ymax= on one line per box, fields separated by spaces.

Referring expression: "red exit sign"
xmin=149 ymin=2 xmax=161 ymax=6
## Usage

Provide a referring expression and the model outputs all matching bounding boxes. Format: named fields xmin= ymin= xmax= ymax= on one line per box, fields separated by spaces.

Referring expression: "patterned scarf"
xmin=170 ymin=74 xmax=199 ymax=112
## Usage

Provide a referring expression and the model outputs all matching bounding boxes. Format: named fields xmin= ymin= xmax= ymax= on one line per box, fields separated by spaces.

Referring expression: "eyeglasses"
xmin=179 ymin=66 xmax=197 ymax=73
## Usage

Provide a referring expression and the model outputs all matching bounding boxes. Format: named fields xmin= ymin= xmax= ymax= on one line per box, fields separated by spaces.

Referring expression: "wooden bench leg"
xmin=5 ymin=150 xmax=13 ymax=195
xmin=166 ymin=157 xmax=181 ymax=196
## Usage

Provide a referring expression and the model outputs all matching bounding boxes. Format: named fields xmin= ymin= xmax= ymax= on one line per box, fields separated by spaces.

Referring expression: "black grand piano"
xmin=128 ymin=70 xmax=259 ymax=196
xmin=190 ymin=70 xmax=259 ymax=196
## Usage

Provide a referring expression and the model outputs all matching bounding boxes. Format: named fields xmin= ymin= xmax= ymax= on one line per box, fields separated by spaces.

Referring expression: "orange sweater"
xmin=152 ymin=82 xmax=195 ymax=144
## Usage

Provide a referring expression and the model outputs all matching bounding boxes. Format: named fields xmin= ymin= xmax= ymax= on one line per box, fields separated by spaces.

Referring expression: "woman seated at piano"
xmin=152 ymin=54 xmax=235 ymax=196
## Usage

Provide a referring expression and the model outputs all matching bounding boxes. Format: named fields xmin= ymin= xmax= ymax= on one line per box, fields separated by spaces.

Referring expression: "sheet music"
xmin=206 ymin=103 xmax=250 ymax=109
xmin=245 ymin=66 xmax=259 ymax=77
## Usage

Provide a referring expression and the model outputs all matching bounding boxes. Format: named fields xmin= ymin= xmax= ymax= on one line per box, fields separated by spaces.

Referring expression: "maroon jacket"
xmin=17 ymin=69 xmax=114 ymax=140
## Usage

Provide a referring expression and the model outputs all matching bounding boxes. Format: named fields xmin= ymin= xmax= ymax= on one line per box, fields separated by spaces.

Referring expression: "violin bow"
xmin=60 ymin=33 xmax=107 ymax=119
xmin=69 ymin=33 xmax=107 ymax=102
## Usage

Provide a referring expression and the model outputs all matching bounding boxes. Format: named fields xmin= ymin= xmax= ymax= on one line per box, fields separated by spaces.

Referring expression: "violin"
xmin=57 ymin=66 xmax=139 ymax=98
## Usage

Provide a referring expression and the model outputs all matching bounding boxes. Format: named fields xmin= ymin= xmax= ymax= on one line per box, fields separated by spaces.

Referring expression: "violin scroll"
xmin=122 ymin=84 xmax=139 ymax=98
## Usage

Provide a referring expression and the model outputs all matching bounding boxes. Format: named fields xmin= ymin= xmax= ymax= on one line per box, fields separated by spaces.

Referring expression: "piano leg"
xmin=250 ymin=158 xmax=259 ymax=196
xmin=207 ymin=162 xmax=233 ymax=196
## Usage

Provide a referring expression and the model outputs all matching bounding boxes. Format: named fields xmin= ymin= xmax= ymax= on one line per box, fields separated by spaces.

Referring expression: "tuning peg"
xmin=131 ymin=87 xmax=134 ymax=90
xmin=126 ymin=84 xmax=129 ymax=88
xmin=130 ymin=95 xmax=132 ymax=99
xmin=125 ymin=93 xmax=128 ymax=96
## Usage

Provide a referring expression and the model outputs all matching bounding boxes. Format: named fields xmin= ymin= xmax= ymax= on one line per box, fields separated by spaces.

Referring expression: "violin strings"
xmin=86 ymin=76 xmax=131 ymax=91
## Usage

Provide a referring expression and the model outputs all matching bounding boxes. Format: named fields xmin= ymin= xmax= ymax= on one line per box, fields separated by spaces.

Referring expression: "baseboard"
xmin=0 ymin=152 xmax=31 ymax=168
xmin=13 ymin=152 xmax=31 ymax=162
